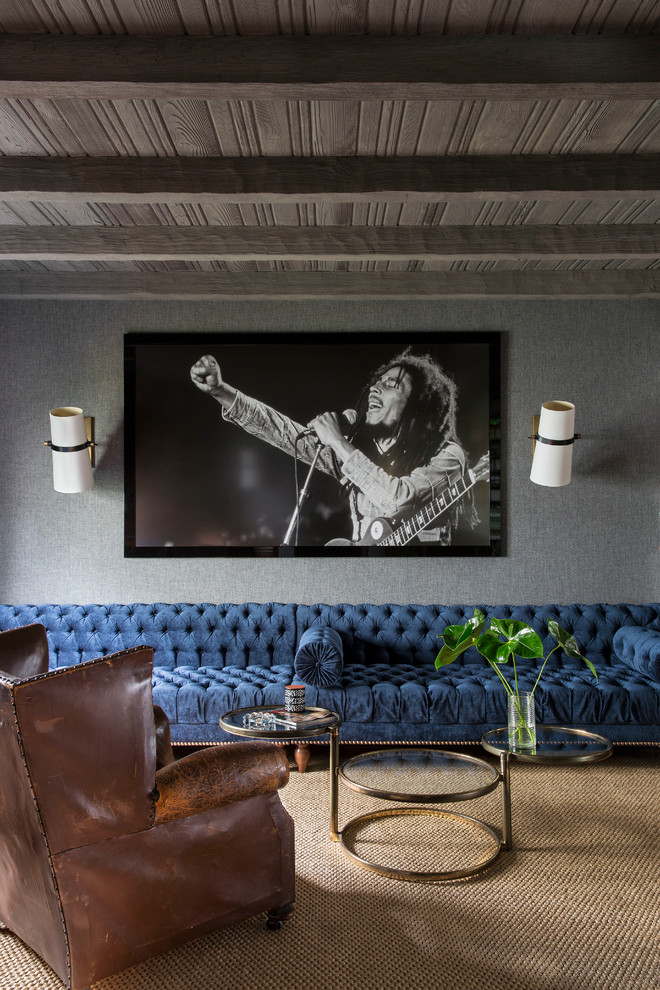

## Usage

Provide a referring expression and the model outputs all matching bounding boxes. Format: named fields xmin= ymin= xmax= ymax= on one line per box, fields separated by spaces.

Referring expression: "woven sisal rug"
xmin=1 ymin=747 xmax=658 ymax=990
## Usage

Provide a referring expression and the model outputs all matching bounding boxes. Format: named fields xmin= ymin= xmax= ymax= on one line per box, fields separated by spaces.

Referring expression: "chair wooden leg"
xmin=266 ymin=902 xmax=295 ymax=930
xmin=293 ymin=743 xmax=310 ymax=773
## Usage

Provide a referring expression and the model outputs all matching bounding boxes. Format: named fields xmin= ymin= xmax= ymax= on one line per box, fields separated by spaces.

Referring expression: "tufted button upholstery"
xmin=1 ymin=602 xmax=659 ymax=745
xmin=0 ymin=603 xmax=297 ymax=672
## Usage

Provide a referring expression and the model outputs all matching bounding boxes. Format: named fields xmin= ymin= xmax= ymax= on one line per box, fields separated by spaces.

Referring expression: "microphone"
xmin=296 ymin=409 xmax=357 ymax=440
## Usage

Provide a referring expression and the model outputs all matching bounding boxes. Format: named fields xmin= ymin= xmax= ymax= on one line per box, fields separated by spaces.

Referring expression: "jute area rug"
xmin=0 ymin=746 xmax=658 ymax=990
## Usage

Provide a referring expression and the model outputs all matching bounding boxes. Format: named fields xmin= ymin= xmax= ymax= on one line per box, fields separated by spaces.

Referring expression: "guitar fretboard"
xmin=379 ymin=472 xmax=474 ymax=547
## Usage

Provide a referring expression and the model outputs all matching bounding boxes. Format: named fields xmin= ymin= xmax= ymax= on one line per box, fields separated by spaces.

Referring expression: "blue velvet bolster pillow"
xmin=613 ymin=626 xmax=660 ymax=679
xmin=294 ymin=626 xmax=343 ymax=687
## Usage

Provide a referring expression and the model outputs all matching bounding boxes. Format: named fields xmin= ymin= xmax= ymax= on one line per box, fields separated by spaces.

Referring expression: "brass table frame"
xmin=220 ymin=713 xmax=612 ymax=881
xmin=481 ymin=725 xmax=613 ymax=851
xmin=220 ymin=705 xmax=342 ymax=840
xmin=338 ymin=748 xmax=502 ymax=882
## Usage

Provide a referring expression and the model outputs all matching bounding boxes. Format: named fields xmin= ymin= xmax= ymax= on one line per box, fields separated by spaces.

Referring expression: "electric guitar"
xmin=326 ymin=452 xmax=490 ymax=547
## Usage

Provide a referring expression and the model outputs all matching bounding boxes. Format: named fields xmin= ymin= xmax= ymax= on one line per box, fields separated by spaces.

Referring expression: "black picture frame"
xmin=124 ymin=331 xmax=501 ymax=557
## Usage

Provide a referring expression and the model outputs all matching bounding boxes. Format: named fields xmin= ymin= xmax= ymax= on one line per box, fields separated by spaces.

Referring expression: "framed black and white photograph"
xmin=124 ymin=331 xmax=500 ymax=557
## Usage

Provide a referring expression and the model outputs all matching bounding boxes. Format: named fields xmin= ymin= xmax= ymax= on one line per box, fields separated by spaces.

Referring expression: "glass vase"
xmin=507 ymin=691 xmax=536 ymax=754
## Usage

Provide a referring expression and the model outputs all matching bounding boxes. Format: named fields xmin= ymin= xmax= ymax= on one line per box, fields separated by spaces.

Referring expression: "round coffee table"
xmin=220 ymin=705 xmax=342 ymax=840
xmin=338 ymin=748 xmax=502 ymax=882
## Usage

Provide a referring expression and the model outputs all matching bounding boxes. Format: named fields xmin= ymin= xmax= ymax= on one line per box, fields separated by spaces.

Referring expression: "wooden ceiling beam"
xmin=1 ymin=224 xmax=658 ymax=262
xmin=2 ymin=155 xmax=659 ymax=204
xmin=1 ymin=34 xmax=659 ymax=100
xmin=0 ymin=270 xmax=656 ymax=299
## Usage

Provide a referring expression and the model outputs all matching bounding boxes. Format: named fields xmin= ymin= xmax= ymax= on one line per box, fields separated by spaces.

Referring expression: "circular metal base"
xmin=339 ymin=807 xmax=502 ymax=882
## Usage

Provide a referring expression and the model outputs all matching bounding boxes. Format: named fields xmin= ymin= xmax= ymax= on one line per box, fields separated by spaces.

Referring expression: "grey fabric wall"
xmin=1 ymin=298 xmax=658 ymax=605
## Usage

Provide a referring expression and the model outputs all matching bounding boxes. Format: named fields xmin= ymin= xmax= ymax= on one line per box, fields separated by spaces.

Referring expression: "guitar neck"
xmin=379 ymin=468 xmax=477 ymax=547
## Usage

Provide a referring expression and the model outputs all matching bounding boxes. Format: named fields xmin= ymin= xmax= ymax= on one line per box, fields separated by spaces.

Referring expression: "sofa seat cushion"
xmin=154 ymin=660 xmax=660 ymax=737
xmin=302 ymin=664 xmax=516 ymax=725
xmin=299 ymin=662 xmax=660 ymax=728
xmin=613 ymin=626 xmax=660 ymax=679
xmin=152 ymin=664 xmax=294 ymax=724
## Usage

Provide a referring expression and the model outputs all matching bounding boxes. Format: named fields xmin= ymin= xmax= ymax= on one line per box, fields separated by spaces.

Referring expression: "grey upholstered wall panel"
xmin=1 ymin=298 xmax=658 ymax=605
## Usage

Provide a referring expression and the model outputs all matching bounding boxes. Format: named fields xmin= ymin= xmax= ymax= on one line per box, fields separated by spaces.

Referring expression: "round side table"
xmin=481 ymin=725 xmax=613 ymax=851
xmin=220 ymin=705 xmax=342 ymax=840
xmin=338 ymin=748 xmax=502 ymax=882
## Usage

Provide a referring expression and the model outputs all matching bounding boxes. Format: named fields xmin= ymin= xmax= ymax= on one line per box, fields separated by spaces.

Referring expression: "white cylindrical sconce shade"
xmin=530 ymin=401 xmax=576 ymax=487
xmin=49 ymin=407 xmax=94 ymax=493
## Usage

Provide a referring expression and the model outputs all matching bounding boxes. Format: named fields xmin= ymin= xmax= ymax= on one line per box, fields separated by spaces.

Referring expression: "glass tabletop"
xmin=220 ymin=704 xmax=341 ymax=739
xmin=339 ymin=748 xmax=500 ymax=804
xmin=481 ymin=725 xmax=613 ymax=764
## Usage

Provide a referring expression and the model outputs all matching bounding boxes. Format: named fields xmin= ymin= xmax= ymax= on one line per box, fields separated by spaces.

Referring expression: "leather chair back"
xmin=13 ymin=648 xmax=157 ymax=853
xmin=0 ymin=647 xmax=156 ymax=984
xmin=0 ymin=673 xmax=67 ymax=980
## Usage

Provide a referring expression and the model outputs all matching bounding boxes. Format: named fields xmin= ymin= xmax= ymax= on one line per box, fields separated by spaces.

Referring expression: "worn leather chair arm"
xmin=153 ymin=741 xmax=290 ymax=825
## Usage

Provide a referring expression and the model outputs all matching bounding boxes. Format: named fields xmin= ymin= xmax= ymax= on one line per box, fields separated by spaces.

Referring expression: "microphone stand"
xmin=282 ymin=441 xmax=323 ymax=547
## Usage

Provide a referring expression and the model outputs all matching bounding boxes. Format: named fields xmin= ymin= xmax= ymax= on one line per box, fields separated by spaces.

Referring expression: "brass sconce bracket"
xmin=85 ymin=416 xmax=96 ymax=469
xmin=530 ymin=414 xmax=540 ymax=456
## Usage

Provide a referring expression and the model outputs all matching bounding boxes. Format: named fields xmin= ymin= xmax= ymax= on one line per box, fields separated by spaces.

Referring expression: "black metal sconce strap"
xmin=532 ymin=433 xmax=581 ymax=446
xmin=44 ymin=440 xmax=94 ymax=453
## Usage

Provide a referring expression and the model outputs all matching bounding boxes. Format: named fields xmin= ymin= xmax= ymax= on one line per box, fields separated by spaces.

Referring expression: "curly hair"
xmin=351 ymin=347 xmax=460 ymax=473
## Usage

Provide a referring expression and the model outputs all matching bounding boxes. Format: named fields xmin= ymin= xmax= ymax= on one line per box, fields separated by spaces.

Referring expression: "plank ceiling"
xmin=0 ymin=0 xmax=659 ymax=298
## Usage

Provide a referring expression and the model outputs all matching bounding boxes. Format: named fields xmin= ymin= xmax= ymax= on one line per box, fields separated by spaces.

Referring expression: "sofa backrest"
xmin=297 ymin=603 xmax=660 ymax=671
xmin=0 ymin=604 xmax=297 ymax=671
xmin=1 ymin=602 xmax=659 ymax=673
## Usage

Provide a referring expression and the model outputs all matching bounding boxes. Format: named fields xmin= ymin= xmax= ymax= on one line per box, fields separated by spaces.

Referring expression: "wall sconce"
xmin=45 ymin=407 xmax=95 ymax=493
xmin=530 ymin=401 xmax=580 ymax=487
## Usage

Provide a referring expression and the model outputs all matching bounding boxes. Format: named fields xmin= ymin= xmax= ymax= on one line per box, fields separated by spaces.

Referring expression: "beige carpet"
xmin=1 ymin=747 xmax=658 ymax=990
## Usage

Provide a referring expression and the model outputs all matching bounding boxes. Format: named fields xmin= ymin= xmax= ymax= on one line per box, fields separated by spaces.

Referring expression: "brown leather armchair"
xmin=0 ymin=625 xmax=295 ymax=990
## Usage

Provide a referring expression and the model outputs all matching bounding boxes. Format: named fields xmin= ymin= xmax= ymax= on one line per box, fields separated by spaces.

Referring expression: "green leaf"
xmin=547 ymin=620 xmax=598 ymax=681
xmin=489 ymin=617 xmax=512 ymax=639
xmin=477 ymin=620 xmax=544 ymax=662
xmin=476 ymin=630 xmax=511 ymax=665
xmin=435 ymin=610 xmax=485 ymax=668
xmin=508 ymin=624 xmax=544 ymax=660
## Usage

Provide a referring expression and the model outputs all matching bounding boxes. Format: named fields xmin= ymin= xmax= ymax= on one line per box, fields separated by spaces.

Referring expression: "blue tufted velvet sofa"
xmin=0 ymin=602 xmax=659 ymax=747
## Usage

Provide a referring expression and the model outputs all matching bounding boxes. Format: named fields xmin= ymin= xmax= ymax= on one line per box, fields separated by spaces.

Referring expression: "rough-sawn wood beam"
xmin=1 ymin=225 xmax=658 ymax=262
xmin=2 ymin=155 xmax=659 ymax=204
xmin=1 ymin=34 xmax=659 ymax=100
xmin=0 ymin=270 xmax=656 ymax=299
